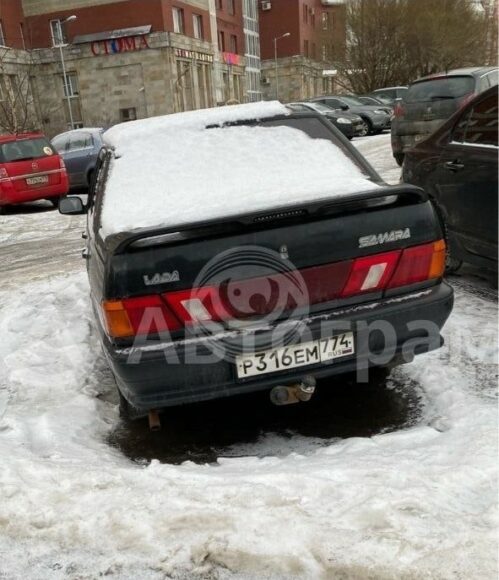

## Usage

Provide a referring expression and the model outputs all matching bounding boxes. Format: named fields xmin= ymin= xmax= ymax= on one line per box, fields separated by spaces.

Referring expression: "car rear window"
xmin=406 ymin=76 xmax=475 ymax=103
xmin=0 ymin=137 xmax=57 ymax=163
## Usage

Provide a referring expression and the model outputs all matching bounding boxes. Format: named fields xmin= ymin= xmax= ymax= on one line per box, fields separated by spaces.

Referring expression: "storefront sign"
xmin=174 ymin=48 xmax=213 ymax=63
xmin=223 ymin=52 xmax=241 ymax=66
xmin=91 ymin=35 xmax=149 ymax=56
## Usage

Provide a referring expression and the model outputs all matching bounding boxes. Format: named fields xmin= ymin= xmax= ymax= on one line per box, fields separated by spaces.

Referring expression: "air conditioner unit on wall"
xmin=261 ymin=77 xmax=271 ymax=85
xmin=261 ymin=1 xmax=272 ymax=11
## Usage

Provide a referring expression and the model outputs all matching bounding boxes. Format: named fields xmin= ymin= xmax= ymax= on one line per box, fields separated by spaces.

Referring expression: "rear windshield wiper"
xmin=430 ymin=95 xmax=455 ymax=100
xmin=12 ymin=156 xmax=35 ymax=162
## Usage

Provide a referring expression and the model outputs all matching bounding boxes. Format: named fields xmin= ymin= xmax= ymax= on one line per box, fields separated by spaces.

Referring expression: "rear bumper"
xmin=104 ymin=283 xmax=454 ymax=413
xmin=0 ymin=178 xmax=69 ymax=205
xmin=335 ymin=123 xmax=356 ymax=138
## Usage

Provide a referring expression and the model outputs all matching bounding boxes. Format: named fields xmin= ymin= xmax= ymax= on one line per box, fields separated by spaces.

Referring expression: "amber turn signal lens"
xmin=429 ymin=239 xmax=446 ymax=279
xmin=102 ymin=300 xmax=134 ymax=338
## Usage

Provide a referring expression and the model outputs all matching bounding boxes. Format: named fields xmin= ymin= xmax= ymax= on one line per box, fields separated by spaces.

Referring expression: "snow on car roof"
xmin=100 ymin=101 xmax=377 ymax=238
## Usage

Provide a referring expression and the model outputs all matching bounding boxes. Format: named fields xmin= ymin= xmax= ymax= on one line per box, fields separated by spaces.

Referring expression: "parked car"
xmin=391 ymin=67 xmax=498 ymax=166
xmin=0 ymin=132 xmax=68 ymax=211
xmin=59 ymin=103 xmax=453 ymax=426
xmin=402 ymin=85 xmax=498 ymax=273
xmin=358 ymin=95 xmax=393 ymax=113
xmin=370 ymin=86 xmax=408 ymax=105
xmin=51 ymin=128 xmax=104 ymax=190
xmin=310 ymin=95 xmax=391 ymax=134
xmin=287 ymin=101 xmax=368 ymax=138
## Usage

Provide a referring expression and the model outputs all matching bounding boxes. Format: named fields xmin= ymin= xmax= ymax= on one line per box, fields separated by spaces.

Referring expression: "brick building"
xmin=0 ymin=0 xmax=261 ymax=136
xmin=258 ymin=0 xmax=346 ymax=103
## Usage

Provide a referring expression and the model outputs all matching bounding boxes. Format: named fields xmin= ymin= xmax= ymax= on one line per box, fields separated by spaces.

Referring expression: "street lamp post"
xmin=57 ymin=15 xmax=77 ymax=130
xmin=273 ymin=32 xmax=290 ymax=101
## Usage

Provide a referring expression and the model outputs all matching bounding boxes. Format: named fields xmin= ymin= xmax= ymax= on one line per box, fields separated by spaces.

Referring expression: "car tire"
xmin=358 ymin=121 xmax=369 ymax=137
xmin=363 ymin=118 xmax=375 ymax=135
xmin=87 ymin=169 xmax=95 ymax=188
xmin=445 ymin=253 xmax=463 ymax=274
xmin=394 ymin=153 xmax=405 ymax=166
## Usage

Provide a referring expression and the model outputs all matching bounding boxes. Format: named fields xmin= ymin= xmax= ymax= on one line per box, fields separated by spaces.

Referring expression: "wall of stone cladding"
xmin=31 ymin=31 xmax=219 ymax=136
xmin=261 ymin=56 xmax=326 ymax=103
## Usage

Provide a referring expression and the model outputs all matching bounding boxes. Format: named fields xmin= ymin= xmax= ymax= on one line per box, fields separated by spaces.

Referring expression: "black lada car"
xmin=59 ymin=103 xmax=453 ymax=426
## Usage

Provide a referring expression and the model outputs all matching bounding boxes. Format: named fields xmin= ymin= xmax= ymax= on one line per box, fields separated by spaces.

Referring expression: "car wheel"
xmin=394 ymin=153 xmax=405 ymax=167
xmin=358 ymin=121 xmax=369 ymax=137
xmin=363 ymin=118 xmax=375 ymax=135
xmin=445 ymin=253 xmax=463 ymax=274
xmin=87 ymin=169 xmax=95 ymax=188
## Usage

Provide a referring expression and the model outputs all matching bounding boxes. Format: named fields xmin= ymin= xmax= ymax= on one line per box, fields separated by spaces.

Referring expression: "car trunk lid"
xmin=101 ymin=186 xmax=446 ymax=342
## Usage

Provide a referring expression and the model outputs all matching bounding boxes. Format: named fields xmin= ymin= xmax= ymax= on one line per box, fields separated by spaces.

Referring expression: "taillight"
xmin=387 ymin=240 xmax=445 ymax=288
xmin=101 ymin=241 xmax=446 ymax=339
xmin=393 ymin=102 xmax=405 ymax=118
xmin=102 ymin=295 xmax=181 ymax=338
xmin=340 ymin=251 xmax=401 ymax=298
xmin=59 ymin=157 xmax=66 ymax=170
xmin=0 ymin=168 xmax=9 ymax=179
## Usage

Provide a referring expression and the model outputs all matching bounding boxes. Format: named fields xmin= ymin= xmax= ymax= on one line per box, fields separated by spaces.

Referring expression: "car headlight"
xmin=374 ymin=109 xmax=387 ymax=115
xmin=336 ymin=117 xmax=352 ymax=124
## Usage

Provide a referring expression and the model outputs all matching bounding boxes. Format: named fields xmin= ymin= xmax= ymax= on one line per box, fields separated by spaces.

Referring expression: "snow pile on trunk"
xmin=101 ymin=102 xmax=377 ymax=238
xmin=0 ymin=273 xmax=497 ymax=579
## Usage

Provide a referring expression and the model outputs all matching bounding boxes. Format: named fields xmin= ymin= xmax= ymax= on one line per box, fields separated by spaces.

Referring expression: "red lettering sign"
xmin=91 ymin=35 xmax=149 ymax=56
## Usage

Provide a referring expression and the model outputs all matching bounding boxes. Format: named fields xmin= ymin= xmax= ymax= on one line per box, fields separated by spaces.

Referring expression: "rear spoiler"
xmin=106 ymin=185 xmax=428 ymax=255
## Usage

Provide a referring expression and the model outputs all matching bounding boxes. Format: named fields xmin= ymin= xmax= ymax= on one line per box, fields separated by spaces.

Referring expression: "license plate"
xmin=26 ymin=175 xmax=49 ymax=185
xmin=236 ymin=332 xmax=355 ymax=379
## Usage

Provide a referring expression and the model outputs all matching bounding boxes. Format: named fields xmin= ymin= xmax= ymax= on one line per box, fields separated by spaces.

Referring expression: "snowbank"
xmin=0 ymin=273 xmax=497 ymax=579
xmin=100 ymin=102 xmax=377 ymax=238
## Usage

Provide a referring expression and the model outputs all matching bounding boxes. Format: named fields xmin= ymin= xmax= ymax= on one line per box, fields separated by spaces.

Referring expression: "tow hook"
xmin=148 ymin=409 xmax=161 ymax=431
xmin=270 ymin=376 xmax=316 ymax=406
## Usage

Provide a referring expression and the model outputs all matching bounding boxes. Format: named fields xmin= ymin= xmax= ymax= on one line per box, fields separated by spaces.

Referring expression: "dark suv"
xmin=391 ymin=67 xmax=498 ymax=165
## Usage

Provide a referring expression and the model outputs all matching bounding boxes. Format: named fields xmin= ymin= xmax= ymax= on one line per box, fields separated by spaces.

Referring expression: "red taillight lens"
xmin=393 ymin=102 xmax=405 ymax=118
xmin=387 ymin=240 xmax=445 ymax=288
xmin=102 ymin=295 xmax=181 ymax=338
xmin=340 ymin=251 xmax=401 ymax=298
xmin=102 ymin=241 xmax=445 ymax=339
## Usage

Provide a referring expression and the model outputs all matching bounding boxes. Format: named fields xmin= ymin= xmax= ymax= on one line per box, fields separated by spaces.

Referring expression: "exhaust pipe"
xmin=148 ymin=409 xmax=161 ymax=431
xmin=270 ymin=376 xmax=316 ymax=406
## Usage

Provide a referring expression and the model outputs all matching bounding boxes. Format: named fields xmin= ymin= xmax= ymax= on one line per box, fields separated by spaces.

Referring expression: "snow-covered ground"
xmin=0 ymin=134 xmax=497 ymax=579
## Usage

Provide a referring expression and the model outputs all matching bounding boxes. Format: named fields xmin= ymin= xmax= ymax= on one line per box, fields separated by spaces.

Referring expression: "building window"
xmin=172 ymin=7 xmax=185 ymax=34
xmin=216 ymin=0 xmax=223 ymax=9
xmin=218 ymin=30 xmax=225 ymax=51
xmin=230 ymin=34 xmax=238 ymax=53
xmin=193 ymin=14 xmax=203 ymax=39
xmin=304 ymin=39 xmax=309 ymax=57
xmin=228 ymin=0 xmax=235 ymax=15
xmin=120 ymin=108 xmax=137 ymax=122
xmin=312 ymin=42 xmax=316 ymax=59
xmin=50 ymin=19 xmax=67 ymax=47
xmin=62 ymin=72 xmax=79 ymax=97
xmin=0 ymin=21 xmax=5 ymax=46
xmin=60 ymin=72 xmax=83 ymax=128
xmin=322 ymin=12 xmax=329 ymax=31
xmin=303 ymin=4 xmax=308 ymax=23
